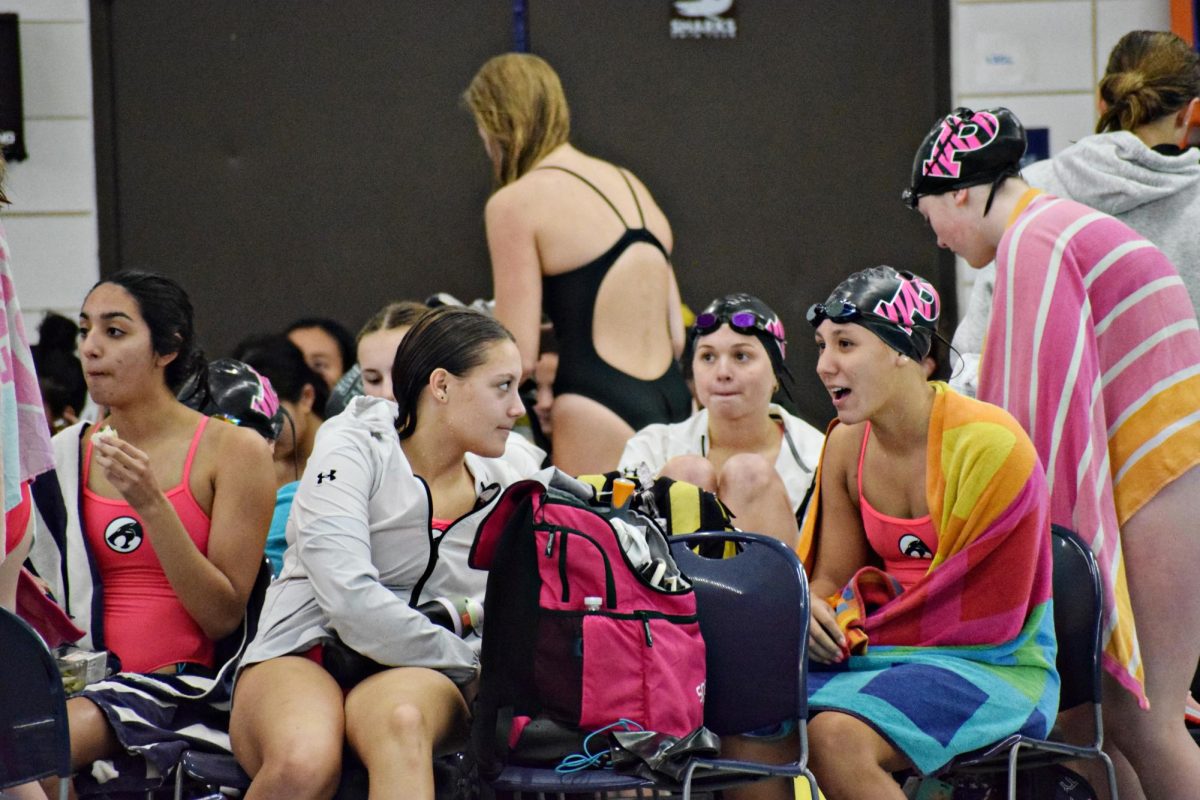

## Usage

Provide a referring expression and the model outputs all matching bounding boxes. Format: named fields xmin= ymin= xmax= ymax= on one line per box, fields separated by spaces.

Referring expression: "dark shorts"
xmin=742 ymin=719 xmax=797 ymax=741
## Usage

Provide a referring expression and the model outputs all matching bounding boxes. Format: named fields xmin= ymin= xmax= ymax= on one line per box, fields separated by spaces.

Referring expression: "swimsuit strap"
xmin=856 ymin=421 xmax=872 ymax=502
xmin=534 ymin=165 xmax=630 ymax=228
xmin=85 ymin=416 xmax=209 ymax=492
xmin=616 ymin=168 xmax=646 ymax=227
xmin=181 ymin=416 xmax=210 ymax=485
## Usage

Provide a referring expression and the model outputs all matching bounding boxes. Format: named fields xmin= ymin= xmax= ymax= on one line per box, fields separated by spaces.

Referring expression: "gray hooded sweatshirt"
xmin=951 ymin=132 xmax=1200 ymax=396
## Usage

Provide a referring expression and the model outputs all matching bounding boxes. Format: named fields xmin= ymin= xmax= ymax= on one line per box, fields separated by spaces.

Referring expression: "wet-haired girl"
xmin=31 ymin=270 xmax=275 ymax=792
xmin=230 ymin=306 xmax=540 ymax=799
xmin=465 ymin=53 xmax=691 ymax=475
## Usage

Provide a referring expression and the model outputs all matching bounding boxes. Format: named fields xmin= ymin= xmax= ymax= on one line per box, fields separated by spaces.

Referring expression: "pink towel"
xmin=0 ymin=224 xmax=55 ymax=513
xmin=980 ymin=191 xmax=1200 ymax=708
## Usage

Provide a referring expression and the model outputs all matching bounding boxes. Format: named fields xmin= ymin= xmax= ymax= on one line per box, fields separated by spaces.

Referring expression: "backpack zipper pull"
xmin=545 ymin=530 xmax=556 ymax=557
xmin=640 ymin=612 xmax=654 ymax=647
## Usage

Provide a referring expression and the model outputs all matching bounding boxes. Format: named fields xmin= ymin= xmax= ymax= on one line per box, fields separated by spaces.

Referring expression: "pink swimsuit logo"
xmin=922 ymin=111 xmax=1000 ymax=179
xmin=873 ymin=277 xmax=939 ymax=334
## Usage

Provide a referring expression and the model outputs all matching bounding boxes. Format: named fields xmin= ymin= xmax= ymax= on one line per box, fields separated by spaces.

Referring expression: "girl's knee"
xmin=808 ymin=712 xmax=851 ymax=753
xmin=808 ymin=712 xmax=888 ymax=768
xmin=718 ymin=454 xmax=780 ymax=497
xmin=660 ymin=454 xmax=717 ymax=490
xmin=253 ymin=744 xmax=341 ymax=800
xmin=384 ymin=701 xmax=430 ymax=743
xmin=66 ymin=696 xmax=118 ymax=768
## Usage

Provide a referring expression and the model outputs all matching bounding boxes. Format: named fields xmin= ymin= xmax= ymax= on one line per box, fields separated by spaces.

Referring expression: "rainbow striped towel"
xmin=802 ymin=384 xmax=1059 ymax=775
xmin=980 ymin=191 xmax=1200 ymax=707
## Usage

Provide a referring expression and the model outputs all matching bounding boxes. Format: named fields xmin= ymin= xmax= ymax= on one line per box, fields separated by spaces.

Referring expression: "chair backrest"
xmin=669 ymin=532 xmax=809 ymax=736
xmin=0 ymin=606 xmax=72 ymax=788
xmin=1049 ymin=525 xmax=1103 ymax=711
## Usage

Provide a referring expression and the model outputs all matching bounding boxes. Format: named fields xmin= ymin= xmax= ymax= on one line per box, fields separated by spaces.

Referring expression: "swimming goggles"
xmin=694 ymin=309 xmax=784 ymax=343
xmin=806 ymin=299 xmax=892 ymax=327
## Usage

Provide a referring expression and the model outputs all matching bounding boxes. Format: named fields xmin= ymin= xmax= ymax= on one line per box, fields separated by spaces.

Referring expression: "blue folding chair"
xmin=668 ymin=531 xmax=818 ymax=800
xmin=938 ymin=525 xmax=1118 ymax=800
xmin=0 ymin=606 xmax=71 ymax=800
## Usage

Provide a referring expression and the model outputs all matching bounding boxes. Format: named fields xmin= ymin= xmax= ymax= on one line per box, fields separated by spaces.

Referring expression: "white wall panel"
xmin=0 ymin=2 xmax=99 ymax=329
xmin=5 ymin=120 xmax=96 ymax=212
xmin=1 ymin=0 xmax=85 ymax=22
xmin=955 ymin=1 xmax=1093 ymax=95
xmin=1095 ymin=0 xmax=1172 ymax=80
xmin=2 ymin=214 xmax=98 ymax=311
xmin=20 ymin=20 xmax=92 ymax=117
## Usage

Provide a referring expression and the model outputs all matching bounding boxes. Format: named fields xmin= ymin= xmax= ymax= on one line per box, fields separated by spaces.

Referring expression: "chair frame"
xmin=667 ymin=531 xmax=818 ymax=800
xmin=0 ymin=606 xmax=71 ymax=800
xmin=940 ymin=525 xmax=1118 ymax=800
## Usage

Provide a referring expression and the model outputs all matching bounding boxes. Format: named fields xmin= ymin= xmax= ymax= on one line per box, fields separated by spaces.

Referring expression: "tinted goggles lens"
xmin=694 ymin=310 xmax=767 ymax=336
xmin=806 ymin=300 xmax=863 ymax=326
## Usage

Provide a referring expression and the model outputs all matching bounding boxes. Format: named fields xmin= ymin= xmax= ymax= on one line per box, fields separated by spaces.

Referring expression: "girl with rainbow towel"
xmin=798 ymin=267 xmax=1058 ymax=800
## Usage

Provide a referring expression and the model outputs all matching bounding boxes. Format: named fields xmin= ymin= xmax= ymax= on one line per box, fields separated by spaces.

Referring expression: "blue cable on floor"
xmin=555 ymin=719 xmax=645 ymax=773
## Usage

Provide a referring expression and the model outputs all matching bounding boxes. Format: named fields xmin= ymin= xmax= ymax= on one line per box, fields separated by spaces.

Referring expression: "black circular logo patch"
xmin=899 ymin=533 xmax=933 ymax=559
xmin=104 ymin=516 xmax=143 ymax=553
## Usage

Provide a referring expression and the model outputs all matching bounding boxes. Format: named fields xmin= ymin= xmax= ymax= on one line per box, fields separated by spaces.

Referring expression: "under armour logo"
xmin=317 ymin=470 xmax=337 ymax=484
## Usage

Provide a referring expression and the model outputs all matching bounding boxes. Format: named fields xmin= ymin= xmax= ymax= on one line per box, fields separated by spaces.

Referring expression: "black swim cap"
xmin=179 ymin=358 xmax=285 ymax=441
xmin=690 ymin=293 xmax=793 ymax=399
xmin=808 ymin=266 xmax=940 ymax=361
xmin=902 ymin=107 xmax=1026 ymax=213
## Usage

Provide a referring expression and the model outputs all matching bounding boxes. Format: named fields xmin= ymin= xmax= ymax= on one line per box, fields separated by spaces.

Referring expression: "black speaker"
xmin=0 ymin=14 xmax=25 ymax=162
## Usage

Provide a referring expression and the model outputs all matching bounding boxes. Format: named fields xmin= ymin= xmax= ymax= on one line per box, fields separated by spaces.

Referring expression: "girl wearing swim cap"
xmin=800 ymin=266 xmax=1057 ymax=799
xmin=913 ymin=103 xmax=1200 ymax=799
xmin=618 ymin=293 xmax=824 ymax=549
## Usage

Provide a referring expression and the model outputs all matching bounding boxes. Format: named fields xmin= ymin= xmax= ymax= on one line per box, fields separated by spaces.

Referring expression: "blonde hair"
xmin=1097 ymin=30 xmax=1200 ymax=134
xmin=357 ymin=300 xmax=431 ymax=344
xmin=464 ymin=53 xmax=571 ymax=187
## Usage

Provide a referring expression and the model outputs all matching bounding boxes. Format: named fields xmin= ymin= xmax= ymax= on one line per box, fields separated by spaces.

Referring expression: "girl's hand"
xmin=808 ymin=596 xmax=847 ymax=664
xmin=93 ymin=436 xmax=162 ymax=511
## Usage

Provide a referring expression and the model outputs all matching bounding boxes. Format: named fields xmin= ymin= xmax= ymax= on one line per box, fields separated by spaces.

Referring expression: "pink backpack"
xmin=468 ymin=479 xmax=706 ymax=775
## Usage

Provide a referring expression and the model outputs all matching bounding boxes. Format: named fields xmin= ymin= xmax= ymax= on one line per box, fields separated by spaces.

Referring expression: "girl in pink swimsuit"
xmin=801 ymin=267 xmax=1056 ymax=800
xmin=51 ymin=271 xmax=275 ymax=794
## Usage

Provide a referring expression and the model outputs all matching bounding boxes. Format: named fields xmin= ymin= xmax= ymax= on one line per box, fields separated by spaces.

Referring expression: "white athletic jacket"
xmin=242 ymin=396 xmax=548 ymax=686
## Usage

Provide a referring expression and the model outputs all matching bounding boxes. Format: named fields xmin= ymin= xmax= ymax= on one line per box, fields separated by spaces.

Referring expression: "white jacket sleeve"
xmin=291 ymin=431 xmax=478 ymax=684
xmin=949 ymin=262 xmax=995 ymax=398
xmin=618 ymin=423 xmax=672 ymax=476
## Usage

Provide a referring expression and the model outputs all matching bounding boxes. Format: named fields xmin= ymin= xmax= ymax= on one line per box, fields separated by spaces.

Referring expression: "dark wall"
xmin=91 ymin=1 xmax=951 ymax=427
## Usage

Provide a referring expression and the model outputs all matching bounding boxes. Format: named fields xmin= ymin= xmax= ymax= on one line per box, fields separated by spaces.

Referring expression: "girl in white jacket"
xmin=231 ymin=306 xmax=534 ymax=800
